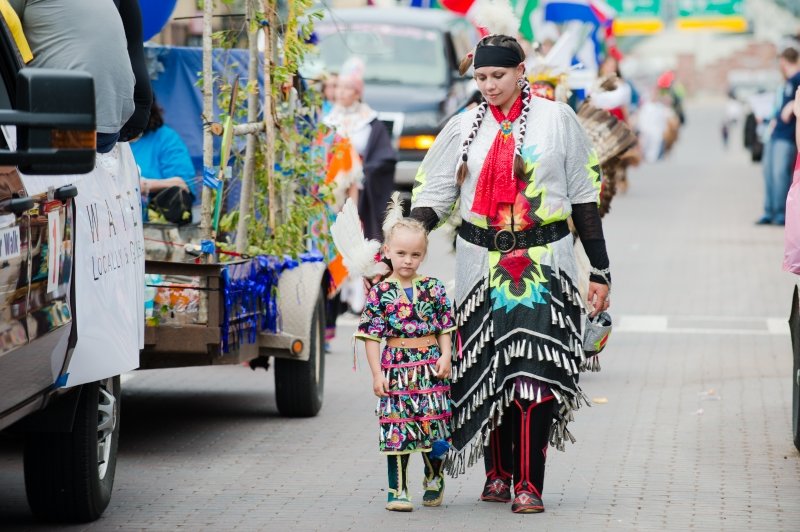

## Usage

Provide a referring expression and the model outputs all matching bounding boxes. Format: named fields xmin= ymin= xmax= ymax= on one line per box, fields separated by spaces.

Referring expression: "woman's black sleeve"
xmin=117 ymin=0 xmax=152 ymax=142
xmin=571 ymin=202 xmax=611 ymax=285
xmin=409 ymin=207 xmax=440 ymax=232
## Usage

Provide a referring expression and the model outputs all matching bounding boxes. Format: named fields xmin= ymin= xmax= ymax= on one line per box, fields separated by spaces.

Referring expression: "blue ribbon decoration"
xmin=203 ymin=166 xmax=221 ymax=190
xmin=219 ymin=253 xmax=325 ymax=354
xmin=200 ymin=239 xmax=216 ymax=255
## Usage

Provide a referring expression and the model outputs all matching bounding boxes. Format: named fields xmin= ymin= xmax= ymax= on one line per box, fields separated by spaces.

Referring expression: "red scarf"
xmin=471 ymin=94 xmax=524 ymax=218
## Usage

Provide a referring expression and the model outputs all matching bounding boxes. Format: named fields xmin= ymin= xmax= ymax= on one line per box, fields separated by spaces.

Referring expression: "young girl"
xmin=355 ymin=218 xmax=455 ymax=512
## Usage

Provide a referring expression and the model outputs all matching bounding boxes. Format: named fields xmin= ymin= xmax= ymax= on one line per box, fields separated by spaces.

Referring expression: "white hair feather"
xmin=472 ymin=0 xmax=520 ymax=37
xmin=382 ymin=191 xmax=404 ymax=238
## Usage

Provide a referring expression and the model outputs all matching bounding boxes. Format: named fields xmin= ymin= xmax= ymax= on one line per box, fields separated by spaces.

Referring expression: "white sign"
xmin=19 ymin=143 xmax=144 ymax=387
xmin=0 ymin=225 xmax=21 ymax=261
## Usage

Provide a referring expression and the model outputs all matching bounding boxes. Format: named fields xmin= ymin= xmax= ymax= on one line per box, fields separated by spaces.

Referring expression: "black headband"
xmin=473 ymin=45 xmax=522 ymax=69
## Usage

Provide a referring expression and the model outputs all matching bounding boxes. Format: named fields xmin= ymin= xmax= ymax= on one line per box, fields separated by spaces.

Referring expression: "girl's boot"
xmin=422 ymin=452 xmax=445 ymax=507
xmin=386 ymin=454 xmax=412 ymax=511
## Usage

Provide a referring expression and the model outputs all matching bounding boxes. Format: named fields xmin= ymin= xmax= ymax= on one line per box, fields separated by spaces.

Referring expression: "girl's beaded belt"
xmin=386 ymin=335 xmax=438 ymax=348
xmin=457 ymin=219 xmax=569 ymax=253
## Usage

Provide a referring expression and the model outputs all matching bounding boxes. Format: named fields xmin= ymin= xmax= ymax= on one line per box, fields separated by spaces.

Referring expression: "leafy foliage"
xmin=213 ymin=0 xmax=333 ymax=259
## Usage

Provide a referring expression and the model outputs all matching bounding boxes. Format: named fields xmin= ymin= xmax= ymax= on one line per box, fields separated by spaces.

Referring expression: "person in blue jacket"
xmin=131 ymin=99 xmax=196 ymax=224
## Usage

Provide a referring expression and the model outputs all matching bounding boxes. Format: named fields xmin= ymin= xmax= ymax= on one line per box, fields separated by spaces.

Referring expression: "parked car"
xmin=313 ymin=7 xmax=480 ymax=189
xmin=0 ymin=22 xmax=131 ymax=523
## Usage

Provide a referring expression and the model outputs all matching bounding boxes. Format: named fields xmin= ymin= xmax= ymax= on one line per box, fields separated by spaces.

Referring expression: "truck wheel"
xmin=23 ymin=376 xmax=120 ymax=522
xmin=275 ymin=290 xmax=325 ymax=417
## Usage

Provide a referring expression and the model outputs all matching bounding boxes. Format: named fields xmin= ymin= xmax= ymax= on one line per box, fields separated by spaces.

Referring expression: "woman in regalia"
xmin=408 ymin=34 xmax=612 ymax=514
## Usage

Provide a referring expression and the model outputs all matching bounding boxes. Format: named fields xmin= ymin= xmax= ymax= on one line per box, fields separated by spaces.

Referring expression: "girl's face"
xmin=335 ymin=79 xmax=359 ymax=107
xmin=384 ymin=227 xmax=427 ymax=282
xmin=474 ymin=63 xmax=525 ymax=112
xmin=323 ymin=76 xmax=337 ymax=101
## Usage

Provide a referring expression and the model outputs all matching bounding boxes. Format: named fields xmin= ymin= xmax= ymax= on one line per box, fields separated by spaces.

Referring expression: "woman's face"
xmin=335 ymin=78 xmax=359 ymax=107
xmin=600 ymin=57 xmax=619 ymax=77
xmin=474 ymin=63 xmax=524 ymax=111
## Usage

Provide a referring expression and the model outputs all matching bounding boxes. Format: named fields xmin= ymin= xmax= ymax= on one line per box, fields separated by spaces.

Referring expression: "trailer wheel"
xmin=275 ymin=289 xmax=325 ymax=417
xmin=23 ymin=376 xmax=120 ymax=522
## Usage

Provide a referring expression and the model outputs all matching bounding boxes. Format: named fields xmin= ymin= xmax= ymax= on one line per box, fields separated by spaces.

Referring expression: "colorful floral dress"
xmin=356 ymin=276 xmax=456 ymax=455
xmin=411 ymin=97 xmax=600 ymax=473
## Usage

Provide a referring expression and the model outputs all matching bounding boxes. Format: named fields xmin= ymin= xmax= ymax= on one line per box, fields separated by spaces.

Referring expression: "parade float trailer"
xmin=136 ymin=1 xmax=329 ymax=417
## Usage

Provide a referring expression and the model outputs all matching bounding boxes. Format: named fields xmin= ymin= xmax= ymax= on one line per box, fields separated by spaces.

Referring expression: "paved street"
xmin=2 ymin=100 xmax=799 ymax=531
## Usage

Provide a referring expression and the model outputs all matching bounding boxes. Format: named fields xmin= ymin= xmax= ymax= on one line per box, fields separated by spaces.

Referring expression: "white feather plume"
xmin=330 ymin=198 xmax=384 ymax=278
xmin=472 ymin=0 xmax=520 ymax=37
xmin=382 ymin=191 xmax=404 ymax=238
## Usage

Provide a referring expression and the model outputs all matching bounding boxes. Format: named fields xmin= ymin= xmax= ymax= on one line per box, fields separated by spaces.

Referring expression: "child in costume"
xmin=354 ymin=217 xmax=456 ymax=512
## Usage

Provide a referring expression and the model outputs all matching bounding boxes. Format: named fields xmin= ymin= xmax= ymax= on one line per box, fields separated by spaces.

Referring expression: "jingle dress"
xmin=411 ymin=97 xmax=601 ymax=473
xmin=356 ymin=276 xmax=456 ymax=454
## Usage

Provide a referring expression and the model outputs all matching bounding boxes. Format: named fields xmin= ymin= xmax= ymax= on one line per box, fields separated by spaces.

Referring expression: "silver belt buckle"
xmin=493 ymin=228 xmax=516 ymax=253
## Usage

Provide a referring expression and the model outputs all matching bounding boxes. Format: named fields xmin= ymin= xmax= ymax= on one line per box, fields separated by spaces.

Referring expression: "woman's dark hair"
xmin=145 ymin=98 xmax=164 ymax=133
xmin=458 ymin=34 xmax=526 ymax=76
xmin=456 ymin=34 xmax=529 ymax=187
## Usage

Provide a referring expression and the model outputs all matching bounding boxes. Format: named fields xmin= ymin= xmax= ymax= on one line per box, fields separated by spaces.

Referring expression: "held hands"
xmin=434 ymin=354 xmax=452 ymax=380
xmin=587 ymin=281 xmax=610 ymax=318
xmin=372 ymin=373 xmax=390 ymax=397
xmin=363 ymin=261 xmax=391 ymax=292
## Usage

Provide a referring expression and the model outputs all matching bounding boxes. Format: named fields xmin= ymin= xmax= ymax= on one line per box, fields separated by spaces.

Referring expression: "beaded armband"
xmin=590 ymin=267 xmax=611 ymax=287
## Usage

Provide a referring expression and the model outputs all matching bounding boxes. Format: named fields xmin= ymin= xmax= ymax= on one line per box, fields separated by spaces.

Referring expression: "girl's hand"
xmin=587 ymin=281 xmax=610 ymax=318
xmin=434 ymin=355 xmax=452 ymax=380
xmin=372 ymin=375 xmax=390 ymax=397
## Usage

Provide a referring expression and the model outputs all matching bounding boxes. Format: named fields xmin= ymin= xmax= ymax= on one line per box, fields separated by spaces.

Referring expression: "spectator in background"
xmin=758 ymin=46 xmax=800 ymax=226
xmin=8 ymin=0 xmax=152 ymax=152
xmin=131 ymin=99 xmax=196 ymax=225
xmin=321 ymin=71 xmax=338 ymax=117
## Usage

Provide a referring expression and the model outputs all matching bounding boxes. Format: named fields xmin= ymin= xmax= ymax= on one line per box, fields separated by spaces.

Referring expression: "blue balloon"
xmin=138 ymin=0 xmax=178 ymax=42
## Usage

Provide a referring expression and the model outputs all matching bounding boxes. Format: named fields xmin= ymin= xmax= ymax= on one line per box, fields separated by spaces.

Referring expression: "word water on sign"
xmin=0 ymin=225 xmax=21 ymax=261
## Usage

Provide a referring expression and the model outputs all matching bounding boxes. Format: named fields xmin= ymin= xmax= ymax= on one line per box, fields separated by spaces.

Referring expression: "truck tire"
xmin=275 ymin=290 xmax=325 ymax=417
xmin=23 ymin=376 xmax=120 ymax=522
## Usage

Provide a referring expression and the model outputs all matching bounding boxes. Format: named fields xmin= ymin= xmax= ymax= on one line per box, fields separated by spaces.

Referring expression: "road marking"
xmin=617 ymin=315 xmax=789 ymax=336
xmin=339 ymin=311 xmax=790 ymax=336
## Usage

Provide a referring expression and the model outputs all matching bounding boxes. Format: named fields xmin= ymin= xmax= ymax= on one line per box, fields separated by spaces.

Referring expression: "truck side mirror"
xmin=0 ymin=68 xmax=96 ymax=175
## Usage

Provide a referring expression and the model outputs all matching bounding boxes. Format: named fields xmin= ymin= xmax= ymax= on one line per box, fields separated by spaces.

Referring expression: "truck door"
xmin=0 ymin=165 xmax=39 ymax=415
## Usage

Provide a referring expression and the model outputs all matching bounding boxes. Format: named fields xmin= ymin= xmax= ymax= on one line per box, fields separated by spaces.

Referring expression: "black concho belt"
xmin=457 ymin=220 xmax=570 ymax=253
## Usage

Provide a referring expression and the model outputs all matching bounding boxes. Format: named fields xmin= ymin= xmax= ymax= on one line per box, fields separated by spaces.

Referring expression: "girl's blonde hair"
xmin=384 ymin=217 xmax=429 ymax=249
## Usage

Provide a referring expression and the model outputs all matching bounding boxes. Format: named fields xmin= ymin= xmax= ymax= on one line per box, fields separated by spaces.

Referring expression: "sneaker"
xmin=480 ymin=477 xmax=511 ymax=503
xmin=755 ymin=216 xmax=773 ymax=225
xmin=386 ymin=491 xmax=413 ymax=512
xmin=422 ymin=475 xmax=444 ymax=507
xmin=511 ymin=491 xmax=545 ymax=514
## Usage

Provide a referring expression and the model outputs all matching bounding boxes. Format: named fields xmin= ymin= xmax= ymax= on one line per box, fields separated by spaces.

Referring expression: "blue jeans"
xmin=762 ymin=137 xmax=797 ymax=223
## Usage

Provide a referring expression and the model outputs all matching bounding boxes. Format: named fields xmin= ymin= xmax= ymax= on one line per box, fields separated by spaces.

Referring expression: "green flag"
xmin=512 ymin=0 xmax=539 ymax=41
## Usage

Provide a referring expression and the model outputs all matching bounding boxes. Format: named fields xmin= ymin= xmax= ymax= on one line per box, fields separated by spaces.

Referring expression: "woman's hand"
xmin=434 ymin=354 xmax=452 ymax=380
xmin=372 ymin=374 xmax=390 ymax=397
xmin=587 ymin=281 xmax=610 ymax=318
